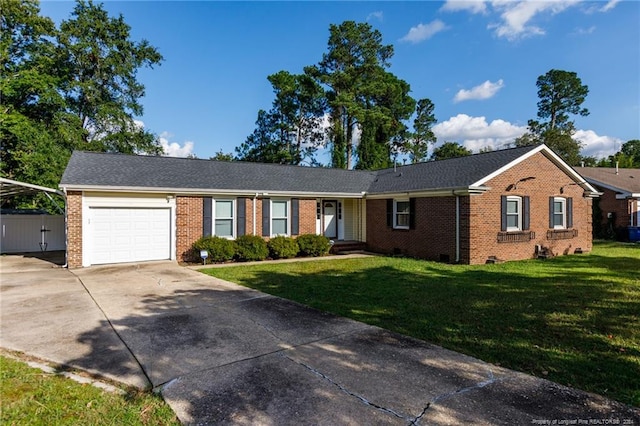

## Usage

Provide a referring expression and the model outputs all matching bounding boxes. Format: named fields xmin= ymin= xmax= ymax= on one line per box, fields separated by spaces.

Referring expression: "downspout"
xmin=253 ymin=193 xmax=258 ymax=235
xmin=61 ymin=187 xmax=68 ymax=268
xmin=455 ymin=193 xmax=460 ymax=263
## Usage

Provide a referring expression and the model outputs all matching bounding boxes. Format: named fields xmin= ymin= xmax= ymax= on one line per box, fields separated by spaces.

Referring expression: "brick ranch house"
xmin=59 ymin=144 xmax=599 ymax=268
xmin=576 ymin=167 xmax=640 ymax=241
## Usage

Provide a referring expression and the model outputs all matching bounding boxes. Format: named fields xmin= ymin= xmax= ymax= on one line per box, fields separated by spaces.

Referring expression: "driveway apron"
xmin=2 ymin=257 xmax=638 ymax=425
xmin=0 ymin=255 xmax=149 ymax=388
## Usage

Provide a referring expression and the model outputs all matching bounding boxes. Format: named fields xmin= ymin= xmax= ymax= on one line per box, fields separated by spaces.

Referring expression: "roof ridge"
xmin=71 ymin=150 xmax=378 ymax=175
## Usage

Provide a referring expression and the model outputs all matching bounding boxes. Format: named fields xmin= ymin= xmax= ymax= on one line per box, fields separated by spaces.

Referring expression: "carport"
xmin=0 ymin=177 xmax=67 ymax=266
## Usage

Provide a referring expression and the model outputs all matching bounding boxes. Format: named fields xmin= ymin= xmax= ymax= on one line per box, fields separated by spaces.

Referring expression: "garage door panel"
xmin=90 ymin=208 xmax=171 ymax=265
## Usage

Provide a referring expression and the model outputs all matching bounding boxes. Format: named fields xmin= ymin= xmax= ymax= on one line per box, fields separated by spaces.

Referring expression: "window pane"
xmin=272 ymin=201 xmax=287 ymax=218
xmin=215 ymin=219 xmax=233 ymax=237
xmin=553 ymin=213 xmax=564 ymax=227
xmin=396 ymin=201 xmax=410 ymax=214
xmin=507 ymin=215 xmax=518 ymax=229
xmin=216 ymin=200 xmax=233 ymax=218
xmin=272 ymin=218 xmax=287 ymax=235
xmin=507 ymin=200 xmax=519 ymax=214
xmin=554 ymin=201 xmax=564 ymax=214
xmin=396 ymin=214 xmax=410 ymax=227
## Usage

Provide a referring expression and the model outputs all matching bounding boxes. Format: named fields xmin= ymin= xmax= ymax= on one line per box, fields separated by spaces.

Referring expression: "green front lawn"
xmin=201 ymin=241 xmax=640 ymax=407
xmin=0 ymin=355 xmax=179 ymax=425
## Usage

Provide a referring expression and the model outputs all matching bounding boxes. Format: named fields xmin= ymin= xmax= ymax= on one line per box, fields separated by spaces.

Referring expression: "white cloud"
xmin=431 ymin=117 xmax=621 ymax=158
xmin=133 ymin=119 xmax=145 ymax=130
xmin=573 ymin=129 xmax=621 ymax=158
xmin=433 ymin=114 xmax=527 ymax=151
xmin=367 ymin=11 xmax=383 ymax=22
xmin=441 ymin=0 xmax=487 ymax=14
xmin=600 ymin=0 xmax=620 ymax=12
xmin=159 ymin=131 xmax=195 ymax=157
xmin=489 ymin=0 xmax=581 ymax=41
xmin=454 ymin=79 xmax=505 ymax=103
xmin=400 ymin=20 xmax=448 ymax=43
xmin=573 ymin=26 xmax=596 ymax=36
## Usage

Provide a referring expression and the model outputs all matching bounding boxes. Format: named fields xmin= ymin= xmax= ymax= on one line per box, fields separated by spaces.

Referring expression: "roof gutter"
xmin=58 ymin=185 xmax=366 ymax=199
xmin=365 ymin=186 xmax=488 ymax=200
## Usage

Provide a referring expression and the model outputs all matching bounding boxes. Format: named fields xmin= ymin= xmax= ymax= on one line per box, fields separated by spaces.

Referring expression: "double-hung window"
xmin=271 ymin=200 xmax=289 ymax=236
xmin=214 ymin=199 xmax=234 ymax=238
xmin=549 ymin=196 xmax=572 ymax=230
xmin=552 ymin=197 xmax=566 ymax=229
xmin=505 ymin=196 xmax=522 ymax=231
xmin=394 ymin=200 xmax=410 ymax=229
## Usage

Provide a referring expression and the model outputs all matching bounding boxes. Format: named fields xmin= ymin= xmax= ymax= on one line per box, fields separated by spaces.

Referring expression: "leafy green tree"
xmin=57 ymin=0 xmax=163 ymax=153
xmin=239 ymin=71 xmax=325 ymax=165
xmin=266 ymin=71 xmax=325 ymax=164
xmin=236 ymin=110 xmax=291 ymax=163
xmin=430 ymin=142 xmax=471 ymax=161
xmin=210 ymin=150 xmax=234 ymax=162
xmin=306 ymin=21 xmax=395 ymax=169
xmin=620 ymin=140 xmax=640 ymax=167
xmin=356 ymin=71 xmax=415 ymax=170
xmin=1 ymin=0 xmax=77 ymax=209
xmin=533 ymin=69 xmax=589 ymax=132
xmin=402 ymin=98 xmax=436 ymax=163
xmin=541 ymin=126 xmax=583 ymax=166
xmin=1 ymin=0 xmax=163 ymax=210
xmin=592 ymin=139 xmax=640 ymax=168
xmin=580 ymin=156 xmax=598 ymax=167
xmin=516 ymin=69 xmax=589 ymax=166
xmin=597 ymin=151 xmax=635 ymax=168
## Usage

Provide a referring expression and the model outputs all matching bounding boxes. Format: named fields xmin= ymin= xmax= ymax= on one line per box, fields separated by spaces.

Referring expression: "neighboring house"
xmin=59 ymin=144 xmax=599 ymax=268
xmin=576 ymin=167 xmax=640 ymax=241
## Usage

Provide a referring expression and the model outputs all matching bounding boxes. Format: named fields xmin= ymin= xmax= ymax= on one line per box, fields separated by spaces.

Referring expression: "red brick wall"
xmin=176 ymin=196 xmax=203 ymax=262
xmin=251 ymin=197 xmax=316 ymax=238
xmin=299 ymin=199 xmax=317 ymax=235
xmin=593 ymin=185 xmax=632 ymax=231
xmin=366 ymin=197 xmax=458 ymax=262
xmin=175 ymin=196 xmax=318 ymax=260
xmin=365 ymin=152 xmax=593 ymax=265
xmin=467 ymin=151 xmax=592 ymax=264
xmin=66 ymin=191 xmax=83 ymax=268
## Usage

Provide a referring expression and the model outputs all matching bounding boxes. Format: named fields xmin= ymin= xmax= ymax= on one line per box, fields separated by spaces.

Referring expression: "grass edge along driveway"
xmin=0 ymin=353 xmax=179 ymax=426
xmin=201 ymin=241 xmax=640 ymax=407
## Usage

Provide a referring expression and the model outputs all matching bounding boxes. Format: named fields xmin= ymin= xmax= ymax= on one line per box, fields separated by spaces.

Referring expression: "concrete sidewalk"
xmin=1 ymin=255 xmax=638 ymax=425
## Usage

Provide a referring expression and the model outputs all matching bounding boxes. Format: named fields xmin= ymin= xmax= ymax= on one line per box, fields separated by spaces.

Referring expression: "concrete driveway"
xmin=1 ymin=255 xmax=638 ymax=425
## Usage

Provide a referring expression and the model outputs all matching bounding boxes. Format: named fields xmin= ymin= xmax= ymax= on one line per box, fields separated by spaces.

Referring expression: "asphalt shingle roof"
xmin=60 ymin=145 xmax=541 ymax=195
xmin=60 ymin=152 xmax=377 ymax=194
xmin=575 ymin=167 xmax=640 ymax=194
xmin=368 ymin=145 xmax=539 ymax=194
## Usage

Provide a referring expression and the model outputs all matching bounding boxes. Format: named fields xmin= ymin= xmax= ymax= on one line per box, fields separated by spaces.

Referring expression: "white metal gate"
xmin=0 ymin=215 xmax=65 ymax=253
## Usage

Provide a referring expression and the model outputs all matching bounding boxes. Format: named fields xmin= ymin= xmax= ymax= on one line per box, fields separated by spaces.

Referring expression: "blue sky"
xmin=41 ymin=0 xmax=639 ymax=162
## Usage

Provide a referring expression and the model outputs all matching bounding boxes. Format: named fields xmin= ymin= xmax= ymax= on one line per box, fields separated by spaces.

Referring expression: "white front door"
xmin=323 ymin=201 xmax=337 ymax=238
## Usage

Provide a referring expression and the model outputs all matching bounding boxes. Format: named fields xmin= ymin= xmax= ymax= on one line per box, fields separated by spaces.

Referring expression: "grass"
xmin=0 ymin=354 xmax=179 ymax=426
xmin=201 ymin=240 xmax=640 ymax=407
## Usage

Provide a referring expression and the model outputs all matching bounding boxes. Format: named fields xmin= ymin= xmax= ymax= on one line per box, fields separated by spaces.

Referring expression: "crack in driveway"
xmin=283 ymin=353 xmax=410 ymax=422
xmin=410 ymin=368 xmax=513 ymax=425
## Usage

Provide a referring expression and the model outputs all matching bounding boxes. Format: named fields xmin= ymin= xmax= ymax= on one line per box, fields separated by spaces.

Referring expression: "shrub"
xmin=192 ymin=236 xmax=236 ymax=263
xmin=297 ymin=234 xmax=331 ymax=257
xmin=235 ymin=235 xmax=269 ymax=261
xmin=268 ymin=236 xmax=299 ymax=259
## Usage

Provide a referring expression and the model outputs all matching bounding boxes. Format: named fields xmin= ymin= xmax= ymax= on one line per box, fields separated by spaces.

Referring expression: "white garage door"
xmin=90 ymin=208 xmax=171 ymax=265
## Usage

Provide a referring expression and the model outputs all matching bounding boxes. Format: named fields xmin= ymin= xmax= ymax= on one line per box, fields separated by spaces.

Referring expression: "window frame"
xmin=393 ymin=199 xmax=410 ymax=230
xmin=552 ymin=197 xmax=567 ymax=229
xmin=505 ymin=196 xmax=522 ymax=232
xmin=270 ymin=199 xmax=290 ymax=236
xmin=213 ymin=199 xmax=235 ymax=239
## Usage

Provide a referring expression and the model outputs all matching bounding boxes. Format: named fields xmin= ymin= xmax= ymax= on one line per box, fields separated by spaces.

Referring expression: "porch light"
xmin=506 ymin=176 xmax=536 ymax=191
xmin=560 ymin=183 xmax=579 ymax=194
